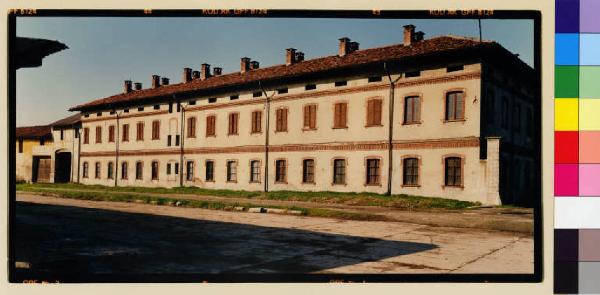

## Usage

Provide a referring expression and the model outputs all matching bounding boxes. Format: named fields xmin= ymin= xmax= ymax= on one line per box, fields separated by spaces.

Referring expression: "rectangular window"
xmin=205 ymin=160 xmax=214 ymax=181
xmin=404 ymin=96 xmax=421 ymax=124
xmin=152 ymin=120 xmax=160 ymax=140
xmin=208 ymin=97 xmax=217 ymax=103
xmin=230 ymin=95 xmax=239 ymax=100
xmin=40 ymin=138 xmax=45 ymax=146
xmin=169 ymin=102 xmax=173 ymax=113
xmin=124 ymin=109 xmax=129 ymax=113
xmin=251 ymin=111 xmax=262 ymax=133
xmin=253 ymin=91 xmax=262 ymax=98
xmin=138 ymin=107 xmax=144 ymax=112
xmin=167 ymin=135 xmax=172 ymax=146
xmin=95 ymin=126 xmax=102 ymax=143
xmin=187 ymin=117 xmax=196 ymax=138
xmin=108 ymin=125 xmax=115 ymax=142
xmin=275 ymin=108 xmax=288 ymax=132
xmin=136 ymin=122 xmax=144 ymax=141
xmin=175 ymin=163 xmax=179 ymax=175
xmin=186 ymin=161 xmax=194 ymax=181
xmin=18 ymin=139 xmax=23 ymax=153
xmin=151 ymin=161 xmax=159 ymax=180
xmin=303 ymin=105 xmax=317 ymax=129
xmin=60 ymin=129 xmax=64 ymax=140
xmin=368 ymin=76 xmax=382 ymax=83
xmin=206 ymin=115 xmax=216 ymax=136
xmin=122 ymin=124 xmax=129 ymax=142
xmin=333 ymin=159 xmax=346 ymax=185
xmin=153 ymin=104 xmax=160 ymax=110
xmin=333 ymin=102 xmax=348 ymax=128
xmin=305 ymin=84 xmax=316 ymax=91
xmin=121 ymin=162 xmax=128 ymax=179
xmin=175 ymin=135 xmax=180 ymax=146
xmin=302 ymin=159 xmax=315 ymax=183
xmin=136 ymin=162 xmax=143 ymax=180
xmin=366 ymin=159 xmax=381 ymax=185
xmin=445 ymin=91 xmax=465 ymax=121
xmin=334 ymin=80 xmax=347 ymax=87
xmin=83 ymin=128 xmax=89 ymax=144
xmin=444 ymin=157 xmax=462 ymax=186
xmin=275 ymin=160 xmax=287 ymax=183
xmin=277 ymin=88 xmax=288 ymax=94
xmin=402 ymin=158 xmax=419 ymax=185
xmin=228 ymin=113 xmax=239 ymax=135
xmin=97 ymin=112 xmax=102 ymax=117
xmin=95 ymin=162 xmax=101 ymax=179
xmin=226 ymin=161 xmax=237 ymax=182
xmin=177 ymin=102 xmax=181 ymax=112
xmin=167 ymin=163 xmax=171 ymax=175
xmin=366 ymin=99 xmax=383 ymax=126
xmin=405 ymin=71 xmax=421 ymax=77
xmin=250 ymin=160 xmax=260 ymax=183
xmin=74 ymin=127 xmax=79 ymax=138
xmin=82 ymin=162 xmax=89 ymax=178
xmin=189 ymin=100 xmax=196 ymax=105
xmin=107 ymin=162 xmax=114 ymax=179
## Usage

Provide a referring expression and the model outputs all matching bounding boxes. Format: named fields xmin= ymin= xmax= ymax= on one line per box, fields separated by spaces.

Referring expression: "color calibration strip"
xmin=555 ymin=0 xmax=600 ymax=294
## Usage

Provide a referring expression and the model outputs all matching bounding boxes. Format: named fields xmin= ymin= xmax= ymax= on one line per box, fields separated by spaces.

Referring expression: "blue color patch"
xmin=580 ymin=34 xmax=600 ymax=65
xmin=556 ymin=33 xmax=580 ymax=65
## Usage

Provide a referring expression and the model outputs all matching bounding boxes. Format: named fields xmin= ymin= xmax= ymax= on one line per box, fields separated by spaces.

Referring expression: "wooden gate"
xmin=33 ymin=156 xmax=51 ymax=183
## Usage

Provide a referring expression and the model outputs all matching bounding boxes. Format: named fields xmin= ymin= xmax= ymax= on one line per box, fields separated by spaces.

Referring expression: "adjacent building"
xmin=67 ymin=25 xmax=540 ymax=206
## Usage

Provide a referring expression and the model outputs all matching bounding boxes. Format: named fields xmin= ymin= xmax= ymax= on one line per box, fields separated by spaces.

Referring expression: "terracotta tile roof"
xmin=16 ymin=125 xmax=52 ymax=139
xmin=50 ymin=113 xmax=81 ymax=128
xmin=70 ymin=36 xmax=500 ymax=111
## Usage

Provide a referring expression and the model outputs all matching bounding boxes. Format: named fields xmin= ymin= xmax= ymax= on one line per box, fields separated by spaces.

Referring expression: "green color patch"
xmin=580 ymin=66 xmax=600 ymax=99
xmin=555 ymin=66 xmax=579 ymax=98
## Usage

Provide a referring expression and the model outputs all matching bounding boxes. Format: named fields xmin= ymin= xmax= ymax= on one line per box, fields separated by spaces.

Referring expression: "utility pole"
xmin=114 ymin=108 xmax=121 ymax=187
xmin=384 ymin=62 xmax=402 ymax=196
xmin=259 ymin=81 xmax=276 ymax=193
xmin=177 ymin=95 xmax=188 ymax=187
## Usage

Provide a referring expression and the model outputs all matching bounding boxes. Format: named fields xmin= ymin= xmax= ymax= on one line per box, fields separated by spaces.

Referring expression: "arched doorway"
xmin=54 ymin=151 xmax=72 ymax=183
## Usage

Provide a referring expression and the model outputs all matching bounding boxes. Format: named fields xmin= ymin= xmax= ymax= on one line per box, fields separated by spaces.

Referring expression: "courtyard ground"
xmin=12 ymin=192 xmax=534 ymax=281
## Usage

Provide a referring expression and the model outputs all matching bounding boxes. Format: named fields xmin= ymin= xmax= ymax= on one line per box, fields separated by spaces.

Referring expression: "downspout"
xmin=178 ymin=96 xmax=186 ymax=187
xmin=259 ymin=81 xmax=271 ymax=193
xmin=114 ymin=109 xmax=120 ymax=187
xmin=70 ymin=126 xmax=75 ymax=182
xmin=384 ymin=62 xmax=402 ymax=195
xmin=77 ymin=124 xmax=81 ymax=183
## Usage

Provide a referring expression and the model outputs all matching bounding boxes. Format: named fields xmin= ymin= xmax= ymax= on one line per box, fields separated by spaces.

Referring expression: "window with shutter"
xmin=445 ymin=91 xmax=465 ymax=121
xmin=276 ymin=108 xmax=288 ymax=132
xmin=366 ymin=99 xmax=383 ymax=126
xmin=152 ymin=120 xmax=160 ymax=140
xmin=122 ymin=124 xmax=129 ymax=142
xmin=83 ymin=128 xmax=89 ymax=144
xmin=404 ymin=96 xmax=421 ymax=124
xmin=205 ymin=160 xmax=214 ymax=181
xmin=251 ymin=111 xmax=262 ymax=133
xmin=151 ymin=161 xmax=159 ymax=180
xmin=136 ymin=122 xmax=144 ymax=141
xmin=135 ymin=162 xmax=143 ymax=180
xmin=206 ymin=115 xmax=216 ymax=137
xmin=95 ymin=126 xmax=102 ymax=143
xmin=187 ymin=117 xmax=196 ymax=138
xmin=121 ymin=162 xmax=128 ymax=179
xmin=333 ymin=102 xmax=348 ymax=128
xmin=108 ymin=125 xmax=115 ymax=142
xmin=228 ymin=113 xmax=239 ymax=135
xmin=303 ymin=105 xmax=317 ymax=129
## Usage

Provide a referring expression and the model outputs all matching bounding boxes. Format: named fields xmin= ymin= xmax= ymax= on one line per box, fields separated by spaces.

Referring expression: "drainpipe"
xmin=76 ymin=125 xmax=81 ymax=184
xmin=384 ymin=62 xmax=402 ymax=195
xmin=259 ymin=81 xmax=273 ymax=193
xmin=70 ymin=126 xmax=75 ymax=182
xmin=177 ymin=96 xmax=187 ymax=187
xmin=114 ymin=108 xmax=121 ymax=187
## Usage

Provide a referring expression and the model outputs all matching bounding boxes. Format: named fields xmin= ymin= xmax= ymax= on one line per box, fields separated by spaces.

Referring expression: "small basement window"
xmin=96 ymin=112 xmax=102 ymax=117
xmin=277 ymin=88 xmax=288 ymax=94
xmin=230 ymin=95 xmax=239 ymax=100
xmin=208 ymin=97 xmax=217 ymax=103
xmin=189 ymin=100 xmax=196 ymax=105
xmin=153 ymin=105 xmax=160 ymax=110
xmin=447 ymin=65 xmax=464 ymax=72
xmin=305 ymin=84 xmax=316 ymax=90
xmin=84 ymin=114 xmax=90 ymax=118
xmin=405 ymin=71 xmax=421 ymax=78
xmin=124 ymin=109 xmax=129 ymax=113
xmin=368 ymin=76 xmax=382 ymax=83
xmin=334 ymin=80 xmax=347 ymax=87
xmin=109 ymin=111 xmax=116 ymax=115
xmin=138 ymin=107 xmax=144 ymax=112
xmin=253 ymin=91 xmax=262 ymax=98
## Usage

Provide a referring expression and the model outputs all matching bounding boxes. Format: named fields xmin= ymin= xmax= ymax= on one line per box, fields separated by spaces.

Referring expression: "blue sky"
xmin=16 ymin=17 xmax=534 ymax=126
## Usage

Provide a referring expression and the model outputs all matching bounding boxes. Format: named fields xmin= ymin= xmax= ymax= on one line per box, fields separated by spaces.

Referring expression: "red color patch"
xmin=555 ymin=131 xmax=579 ymax=163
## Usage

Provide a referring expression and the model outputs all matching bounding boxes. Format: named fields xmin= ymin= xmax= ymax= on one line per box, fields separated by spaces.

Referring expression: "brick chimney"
xmin=338 ymin=37 xmax=350 ymax=57
xmin=240 ymin=57 xmax=251 ymax=73
xmin=192 ymin=70 xmax=200 ymax=79
xmin=250 ymin=61 xmax=260 ymax=70
xmin=161 ymin=77 xmax=170 ymax=85
xmin=123 ymin=80 xmax=132 ymax=93
xmin=201 ymin=63 xmax=211 ymax=80
xmin=403 ymin=24 xmax=416 ymax=46
xmin=213 ymin=67 xmax=223 ymax=76
xmin=286 ymin=48 xmax=296 ymax=65
xmin=295 ymin=52 xmax=304 ymax=62
xmin=134 ymin=82 xmax=142 ymax=90
xmin=152 ymin=75 xmax=160 ymax=88
xmin=182 ymin=68 xmax=192 ymax=83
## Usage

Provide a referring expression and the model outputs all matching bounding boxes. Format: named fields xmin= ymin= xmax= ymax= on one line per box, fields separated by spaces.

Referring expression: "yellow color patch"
xmin=555 ymin=99 xmax=579 ymax=131
xmin=580 ymin=99 xmax=600 ymax=130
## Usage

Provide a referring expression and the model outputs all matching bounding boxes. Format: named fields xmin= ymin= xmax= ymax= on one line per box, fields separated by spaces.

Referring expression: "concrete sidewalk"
xmin=17 ymin=187 xmax=534 ymax=233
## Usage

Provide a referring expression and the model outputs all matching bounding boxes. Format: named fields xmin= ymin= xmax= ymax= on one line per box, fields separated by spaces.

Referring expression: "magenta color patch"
xmin=580 ymin=164 xmax=600 ymax=196
xmin=555 ymin=164 xmax=579 ymax=196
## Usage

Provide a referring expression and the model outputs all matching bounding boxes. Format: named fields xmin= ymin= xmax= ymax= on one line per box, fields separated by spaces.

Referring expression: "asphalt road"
xmin=12 ymin=193 xmax=534 ymax=281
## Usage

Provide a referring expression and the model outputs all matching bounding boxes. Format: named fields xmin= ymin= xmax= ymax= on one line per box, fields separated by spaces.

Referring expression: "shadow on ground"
xmin=12 ymin=202 xmax=437 ymax=282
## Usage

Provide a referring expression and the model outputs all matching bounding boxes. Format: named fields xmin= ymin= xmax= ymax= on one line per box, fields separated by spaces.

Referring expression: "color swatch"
xmin=555 ymin=0 xmax=600 ymax=293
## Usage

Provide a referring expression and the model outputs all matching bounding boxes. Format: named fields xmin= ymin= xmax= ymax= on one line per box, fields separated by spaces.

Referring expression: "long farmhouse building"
xmin=67 ymin=25 xmax=540 ymax=206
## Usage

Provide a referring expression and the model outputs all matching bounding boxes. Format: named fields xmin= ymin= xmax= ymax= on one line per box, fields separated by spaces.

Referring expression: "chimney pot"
xmin=250 ymin=61 xmax=260 ymax=70
xmin=349 ymin=41 xmax=359 ymax=52
xmin=201 ymin=63 xmax=211 ymax=80
xmin=183 ymin=68 xmax=192 ymax=83
xmin=134 ymin=82 xmax=142 ymax=90
xmin=192 ymin=70 xmax=200 ymax=79
xmin=213 ymin=67 xmax=223 ymax=76
xmin=295 ymin=51 xmax=304 ymax=62
xmin=240 ymin=57 xmax=251 ymax=73
xmin=123 ymin=80 xmax=132 ymax=93
xmin=415 ymin=31 xmax=425 ymax=42
xmin=161 ymin=77 xmax=169 ymax=85
xmin=338 ymin=37 xmax=351 ymax=57
xmin=286 ymin=48 xmax=297 ymax=65
xmin=152 ymin=75 xmax=160 ymax=88
xmin=403 ymin=24 xmax=416 ymax=46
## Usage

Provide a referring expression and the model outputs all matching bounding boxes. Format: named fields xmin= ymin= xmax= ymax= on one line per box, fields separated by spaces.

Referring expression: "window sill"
xmin=402 ymin=121 xmax=422 ymax=126
xmin=227 ymin=133 xmax=239 ymax=136
xmin=443 ymin=119 xmax=466 ymax=123
xmin=302 ymin=181 xmax=316 ymax=185
xmin=401 ymin=184 xmax=421 ymax=188
xmin=274 ymin=130 xmax=288 ymax=133
xmin=364 ymin=183 xmax=382 ymax=187
xmin=188 ymin=136 xmax=196 ymax=139
xmin=365 ymin=124 xmax=383 ymax=128
xmin=274 ymin=181 xmax=288 ymax=184
xmin=332 ymin=182 xmax=347 ymax=186
xmin=226 ymin=180 xmax=238 ymax=183
xmin=206 ymin=135 xmax=216 ymax=138
xmin=249 ymin=181 xmax=261 ymax=184
xmin=152 ymin=138 xmax=160 ymax=141
xmin=443 ymin=185 xmax=464 ymax=189
xmin=250 ymin=131 xmax=263 ymax=135
xmin=332 ymin=126 xmax=348 ymax=130
xmin=302 ymin=128 xmax=317 ymax=132
xmin=205 ymin=180 xmax=215 ymax=183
